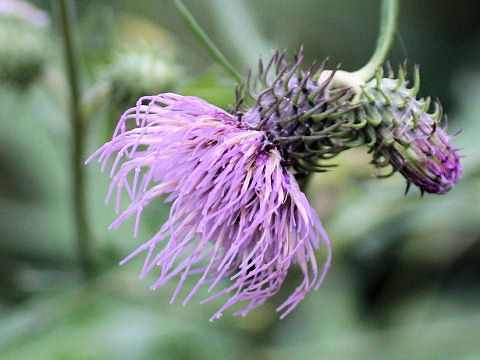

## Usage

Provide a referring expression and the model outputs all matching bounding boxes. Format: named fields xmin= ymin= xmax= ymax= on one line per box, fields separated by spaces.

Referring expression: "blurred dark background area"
xmin=1 ymin=0 xmax=480 ymax=359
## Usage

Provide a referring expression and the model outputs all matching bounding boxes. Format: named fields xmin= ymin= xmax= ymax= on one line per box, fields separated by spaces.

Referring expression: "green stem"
xmin=174 ymin=0 xmax=242 ymax=82
xmin=205 ymin=0 xmax=273 ymax=69
xmin=54 ymin=0 xmax=95 ymax=277
xmin=353 ymin=0 xmax=399 ymax=81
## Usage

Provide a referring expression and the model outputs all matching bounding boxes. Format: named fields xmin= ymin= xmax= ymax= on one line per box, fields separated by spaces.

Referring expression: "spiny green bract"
xmin=350 ymin=64 xmax=461 ymax=194
xmin=232 ymin=50 xmax=360 ymax=176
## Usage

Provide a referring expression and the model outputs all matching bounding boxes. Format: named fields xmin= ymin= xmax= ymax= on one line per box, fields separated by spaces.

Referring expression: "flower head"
xmin=87 ymin=93 xmax=331 ymax=320
xmin=88 ymin=53 xmax=463 ymax=320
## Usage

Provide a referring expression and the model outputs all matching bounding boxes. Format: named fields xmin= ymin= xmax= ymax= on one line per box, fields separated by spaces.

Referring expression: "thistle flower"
xmin=88 ymin=50 xmax=462 ymax=320
xmin=353 ymin=66 xmax=462 ymax=194
xmin=87 ymin=92 xmax=332 ymax=320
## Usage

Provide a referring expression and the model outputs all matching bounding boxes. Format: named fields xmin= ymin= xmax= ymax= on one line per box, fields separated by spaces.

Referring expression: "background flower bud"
xmin=0 ymin=16 xmax=49 ymax=90
xmin=107 ymin=50 xmax=181 ymax=112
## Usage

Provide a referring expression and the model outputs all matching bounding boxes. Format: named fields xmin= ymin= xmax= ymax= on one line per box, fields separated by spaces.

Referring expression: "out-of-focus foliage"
xmin=1 ymin=0 xmax=479 ymax=359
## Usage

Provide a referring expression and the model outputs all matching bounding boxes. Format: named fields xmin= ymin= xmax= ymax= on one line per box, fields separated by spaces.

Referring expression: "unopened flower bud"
xmin=357 ymin=65 xmax=462 ymax=194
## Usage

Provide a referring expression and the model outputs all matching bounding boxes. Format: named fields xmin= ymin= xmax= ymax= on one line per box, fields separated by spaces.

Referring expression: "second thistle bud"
xmin=357 ymin=66 xmax=462 ymax=194
xmin=234 ymin=52 xmax=462 ymax=194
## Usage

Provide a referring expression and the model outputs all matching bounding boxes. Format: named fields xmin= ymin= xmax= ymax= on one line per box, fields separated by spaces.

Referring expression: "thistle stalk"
xmin=353 ymin=0 xmax=399 ymax=81
xmin=327 ymin=0 xmax=399 ymax=90
xmin=174 ymin=0 xmax=241 ymax=82
xmin=54 ymin=0 xmax=95 ymax=277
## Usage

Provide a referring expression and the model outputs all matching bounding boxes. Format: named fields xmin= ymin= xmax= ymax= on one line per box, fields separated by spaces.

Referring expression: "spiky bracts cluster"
xmin=233 ymin=50 xmax=362 ymax=176
xmin=87 ymin=93 xmax=331 ymax=320
xmin=352 ymin=65 xmax=462 ymax=194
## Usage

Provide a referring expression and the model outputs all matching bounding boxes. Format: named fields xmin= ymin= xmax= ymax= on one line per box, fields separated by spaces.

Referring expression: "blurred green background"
xmin=1 ymin=0 xmax=479 ymax=359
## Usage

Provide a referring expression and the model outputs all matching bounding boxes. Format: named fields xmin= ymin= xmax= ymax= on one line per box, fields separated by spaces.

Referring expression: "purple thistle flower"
xmin=87 ymin=93 xmax=331 ymax=320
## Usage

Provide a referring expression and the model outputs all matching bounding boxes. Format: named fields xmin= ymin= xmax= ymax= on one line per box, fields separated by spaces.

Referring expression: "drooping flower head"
xmin=87 ymin=92 xmax=333 ymax=320
xmin=87 ymin=51 xmax=463 ymax=320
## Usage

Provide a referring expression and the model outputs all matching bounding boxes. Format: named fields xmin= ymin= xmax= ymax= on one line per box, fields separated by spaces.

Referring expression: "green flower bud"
xmin=356 ymin=65 xmax=462 ymax=194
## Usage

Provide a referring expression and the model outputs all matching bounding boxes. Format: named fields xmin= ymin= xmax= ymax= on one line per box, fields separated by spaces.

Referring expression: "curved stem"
xmin=174 ymin=0 xmax=242 ymax=82
xmin=353 ymin=0 xmax=399 ymax=81
xmin=54 ymin=0 xmax=95 ymax=278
